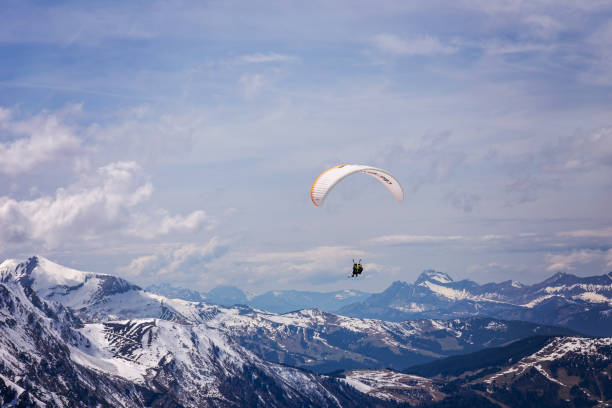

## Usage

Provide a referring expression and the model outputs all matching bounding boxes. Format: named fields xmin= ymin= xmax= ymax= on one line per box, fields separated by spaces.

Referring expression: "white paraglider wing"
xmin=310 ymin=164 xmax=404 ymax=206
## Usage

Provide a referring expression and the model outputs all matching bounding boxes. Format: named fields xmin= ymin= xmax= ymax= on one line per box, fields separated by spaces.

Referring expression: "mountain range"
xmin=337 ymin=335 xmax=612 ymax=407
xmin=0 ymin=256 xmax=391 ymax=407
xmin=148 ymin=268 xmax=612 ymax=336
xmin=337 ymin=269 xmax=612 ymax=336
xmin=146 ymin=282 xmax=371 ymax=314
xmin=1 ymin=255 xmax=610 ymax=407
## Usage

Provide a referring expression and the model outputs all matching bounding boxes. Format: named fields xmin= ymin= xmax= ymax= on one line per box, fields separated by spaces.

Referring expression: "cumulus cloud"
xmin=373 ymin=33 xmax=457 ymax=56
xmin=118 ymin=237 xmax=227 ymax=280
xmin=0 ymin=161 xmax=212 ymax=248
xmin=126 ymin=209 xmax=211 ymax=239
xmin=0 ymin=106 xmax=81 ymax=175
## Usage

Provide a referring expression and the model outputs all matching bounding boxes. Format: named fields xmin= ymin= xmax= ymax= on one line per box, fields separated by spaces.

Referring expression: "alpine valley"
xmin=1 ymin=256 xmax=611 ymax=407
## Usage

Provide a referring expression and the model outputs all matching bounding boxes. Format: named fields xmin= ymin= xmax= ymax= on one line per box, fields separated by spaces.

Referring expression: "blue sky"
xmin=1 ymin=0 xmax=612 ymax=293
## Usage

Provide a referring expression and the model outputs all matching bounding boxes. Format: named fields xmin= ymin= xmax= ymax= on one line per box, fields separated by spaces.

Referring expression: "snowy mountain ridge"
xmin=342 ymin=336 xmax=612 ymax=406
xmin=1 ymin=257 xmax=580 ymax=371
xmin=0 ymin=256 xmax=389 ymax=407
xmin=338 ymin=268 xmax=612 ymax=336
xmin=1 ymin=255 xmax=610 ymax=407
xmin=414 ymin=270 xmax=453 ymax=285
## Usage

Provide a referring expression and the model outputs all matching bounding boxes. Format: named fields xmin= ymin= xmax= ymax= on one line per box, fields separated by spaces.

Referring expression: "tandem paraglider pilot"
xmin=351 ymin=259 xmax=363 ymax=278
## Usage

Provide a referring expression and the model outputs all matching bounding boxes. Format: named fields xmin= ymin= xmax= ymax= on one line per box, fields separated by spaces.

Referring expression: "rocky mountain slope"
xmin=207 ymin=307 xmax=578 ymax=373
xmin=0 ymin=256 xmax=396 ymax=407
xmin=339 ymin=370 xmax=443 ymax=406
xmin=337 ymin=269 xmax=612 ymax=336
xmin=333 ymin=336 xmax=612 ymax=407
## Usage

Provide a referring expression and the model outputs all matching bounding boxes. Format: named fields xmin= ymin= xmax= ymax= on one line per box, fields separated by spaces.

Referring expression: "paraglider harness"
xmin=351 ymin=259 xmax=363 ymax=278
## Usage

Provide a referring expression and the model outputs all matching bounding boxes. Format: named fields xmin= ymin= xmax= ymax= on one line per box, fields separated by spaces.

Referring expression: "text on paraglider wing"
xmin=365 ymin=171 xmax=393 ymax=185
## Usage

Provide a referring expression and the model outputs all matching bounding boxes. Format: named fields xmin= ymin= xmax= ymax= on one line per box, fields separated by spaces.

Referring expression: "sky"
xmin=1 ymin=0 xmax=612 ymax=294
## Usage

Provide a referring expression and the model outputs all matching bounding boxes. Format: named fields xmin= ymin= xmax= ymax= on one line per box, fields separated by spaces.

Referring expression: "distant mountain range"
xmin=145 ymin=282 xmax=371 ymax=314
xmin=147 ymin=268 xmax=612 ymax=337
xmin=337 ymin=269 xmax=612 ymax=336
xmin=207 ymin=307 xmax=578 ymax=373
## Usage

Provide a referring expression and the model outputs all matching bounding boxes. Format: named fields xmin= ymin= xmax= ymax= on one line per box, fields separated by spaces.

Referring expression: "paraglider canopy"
xmin=310 ymin=164 xmax=404 ymax=206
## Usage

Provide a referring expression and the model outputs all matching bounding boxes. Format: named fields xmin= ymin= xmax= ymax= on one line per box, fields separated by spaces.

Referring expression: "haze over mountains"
xmin=1 ymin=256 xmax=611 ymax=407
xmin=146 ymin=282 xmax=371 ymax=314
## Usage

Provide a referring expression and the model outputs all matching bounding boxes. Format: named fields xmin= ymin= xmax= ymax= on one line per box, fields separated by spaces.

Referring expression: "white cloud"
xmin=558 ymin=228 xmax=612 ymax=239
xmin=126 ymin=209 xmax=211 ymax=239
xmin=118 ymin=237 xmax=227 ymax=280
xmin=546 ymin=249 xmax=612 ymax=272
xmin=237 ymin=52 xmax=298 ymax=64
xmin=480 ymin=234 xmax=509 ymax=241
xmin=372 ymin=33 xmax=456 ymax=56
xmin=0 ymin=106 xmax=81 ymax=175
xmin=369 ymin=234 xmax=464 ymax=245
xmin=120 ymin=244 xmax=367 ymax=291
xmin=0 ymin=161 xmax=212 ymax=248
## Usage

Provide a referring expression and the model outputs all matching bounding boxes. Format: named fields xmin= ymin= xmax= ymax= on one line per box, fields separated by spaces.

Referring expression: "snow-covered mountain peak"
xmin=510 ymin=280 xmax=523 ymax=288
xmin=415 ymin=269 xmax=454 ymax=285
xmin=29 ymin=256 xmax=93 ymax=289
xmin=1 ymin=255 xmax=141 ymax=313
xmin=2 ymin=255 xmax=100 ymax=287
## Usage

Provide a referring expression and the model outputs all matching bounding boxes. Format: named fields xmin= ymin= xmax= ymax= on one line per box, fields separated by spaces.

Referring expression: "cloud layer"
xmin=0 ymin=161 xmax=211 ymax=248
